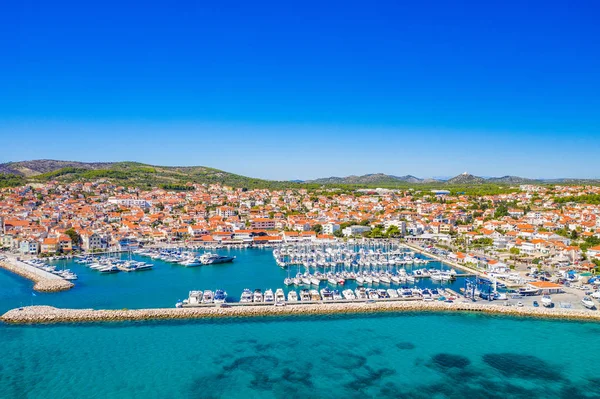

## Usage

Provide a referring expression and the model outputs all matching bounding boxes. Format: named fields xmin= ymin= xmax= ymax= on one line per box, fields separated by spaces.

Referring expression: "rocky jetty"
xmin=0 ymin=260 xmax=74 ymax=292
xmin=3 ymin=300 xmax=600 ymax=325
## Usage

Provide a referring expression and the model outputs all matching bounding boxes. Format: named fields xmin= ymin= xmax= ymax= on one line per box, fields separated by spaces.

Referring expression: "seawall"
xmin=0 ymin=259 xmax=74 ymax=292
xmin=3 ymin=300 xmax=599 ymax=325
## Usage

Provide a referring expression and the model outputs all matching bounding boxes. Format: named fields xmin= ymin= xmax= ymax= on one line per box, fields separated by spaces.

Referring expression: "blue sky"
xmin=1 ymin=0 xmax=599 ymax=179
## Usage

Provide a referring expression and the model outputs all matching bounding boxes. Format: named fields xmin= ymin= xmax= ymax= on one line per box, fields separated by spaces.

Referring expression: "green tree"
xmin=312 ymin=224 xmax=323 ymax=234
xmin=64 ymin=228 xmax=81 ymax=246
xmin=494 ymin=203 xmax=509 ymax=218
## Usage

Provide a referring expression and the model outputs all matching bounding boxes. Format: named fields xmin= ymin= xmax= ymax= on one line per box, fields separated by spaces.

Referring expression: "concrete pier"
xmin=2 ymin=300 xmax=599 ymax=325
xmin=0 ymin=257 xmax=74 ymax=292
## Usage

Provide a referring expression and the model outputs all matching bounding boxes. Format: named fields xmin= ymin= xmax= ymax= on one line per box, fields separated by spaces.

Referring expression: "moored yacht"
xmin=202 ymin=290 xmax=214 ymax=304
xmin=287 ymin=290 xmax=299 ymax=302
xmin=264 ymin=289 xmax=275 ymax=302
xmin=275 ymin=288 xmax=285 ymax=303
xmin=342 ymin=289 xmax=356 ymax=300
xmin=300 ymin=289 xmax=311 ymax=301
xmin=214 ymin=289 xmax=227 ymax=304
xmin=188 ymin=290 xmax=203 ymax=305
xmin=199 ymin=253 xmax=235 ymax=265
xmin=240 ymin=289 xmax=253 ymax=303
xmin=253 ymin=289 xmax=264 ymax=303
xmin=320 ymin=287 xmax=334 ymax=300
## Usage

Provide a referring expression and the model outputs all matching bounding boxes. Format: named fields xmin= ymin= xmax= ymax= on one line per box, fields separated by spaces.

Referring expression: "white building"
xmin=322 ymin=222 xmax=340 ymax=235
xmin=342 ymin=225 xmax=371 ymax=237
xmin=108 ymin=197 xmax=152 ymax=208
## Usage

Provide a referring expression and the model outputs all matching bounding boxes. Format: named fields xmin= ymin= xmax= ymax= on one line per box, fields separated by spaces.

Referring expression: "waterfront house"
xmin=41 ymin=237 xmax=59 ymax=254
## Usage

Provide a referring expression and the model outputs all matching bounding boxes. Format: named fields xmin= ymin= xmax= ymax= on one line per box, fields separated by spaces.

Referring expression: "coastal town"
xmin=1 ymin=178 xmax=600 ymax=323
xmin=2 ymin=180 xmax=600 ymax=268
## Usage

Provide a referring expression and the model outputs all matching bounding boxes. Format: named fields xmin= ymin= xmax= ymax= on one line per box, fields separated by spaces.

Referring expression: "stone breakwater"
xmin=3 ymin=301 xmax=600 ymax=324
xmin=0 ymin=260 xmax=74 ymax=292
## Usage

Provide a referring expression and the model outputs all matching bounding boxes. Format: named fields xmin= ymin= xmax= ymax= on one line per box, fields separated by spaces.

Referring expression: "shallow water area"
xmin=1 ymin=312 xmax=599 ymax=398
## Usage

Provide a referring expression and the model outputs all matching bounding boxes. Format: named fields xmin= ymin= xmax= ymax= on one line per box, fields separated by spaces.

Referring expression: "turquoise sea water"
xmin=3 ymin=250 xmax=599 ymax=398
xmin=1 ymin=313 xmax=600 ymax=398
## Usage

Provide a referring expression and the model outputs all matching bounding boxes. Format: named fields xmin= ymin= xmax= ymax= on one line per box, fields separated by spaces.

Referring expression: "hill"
xmin=1 ymin=160 xmax=599 ymax=190
xmin=309 ymin=173 xmax=424 ymax=185
xmin=0 ymin=160 xmax=305 ymax=190
xmin=445 ymin=173 xmax=486 ymax=185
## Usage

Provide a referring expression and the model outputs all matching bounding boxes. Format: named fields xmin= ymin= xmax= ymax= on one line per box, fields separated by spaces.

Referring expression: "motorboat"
xmin=541 ymin=295 xmax=553 ymax=308
xmin=264 ymin=289 xmax=275 ymax=302
xmin=275 ymin=288 xmax=285 ymax=303
xmin=240 ymin=289 xmax=253 ymax=303
xmin=300 ymin=289 xmax=311 ymax=301
xmin=309 ymin=289 xmax=321 ymax=301
xmin=199 ymin=253 xmax=235 ymax=265
xmin=287 ymin=291 xmax=299 ymax=302
xmin=342 ymin=289 xmax=356 ymax=300
xmin=202 ymin=290 xmax=214 ymax=304
xmin=180 ymin=258 xmax=202 ymax=267
xmin=320 ymin=287 xmax=334 ymax=301
xmin=253 ymin=289 xmax=264 ymax=303
xmin=213 ymin=289 xmax=227 ymax=304
xmin=582 ymin=296 xmax=596 ymax=309
xmin=187 ymin=290 xmax=203 ymax=305
xmin=355 ymin=287 xmax=367 ymax=299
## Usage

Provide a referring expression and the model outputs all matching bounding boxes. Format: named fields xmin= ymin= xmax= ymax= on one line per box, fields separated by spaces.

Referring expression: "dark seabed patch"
xmin=396 ymin=342 xmax=416 ymax=350
xmin=327 ymin=352 xmax=367 ymax=371
xmin=366 ymin=347 xmax=383 ymax=356
xmin=222 ymin=355 xmax=280 ymax=372
xmin=431 ymin=353 xmax=471 ymax=369
xmin=280 ymin=367 xmax=314 ymax=388
xmin=482 ymin=353 xmax=563 ymax=381
xmin=345 ymin=366 xmax=396 ymax=391
xmin=254 ymin=337 xmax=300 ymax=352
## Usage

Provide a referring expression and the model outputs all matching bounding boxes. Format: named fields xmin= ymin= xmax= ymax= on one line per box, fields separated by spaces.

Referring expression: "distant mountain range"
xmin=1 ymin=160 xmax=599 ymax=189
xmin=306 ymin=172 xmax=599 ymax=186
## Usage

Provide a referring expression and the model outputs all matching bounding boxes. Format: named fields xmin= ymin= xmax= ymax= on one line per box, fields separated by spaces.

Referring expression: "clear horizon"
xmin=2 ymin=1 xmax=599 ymax=180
